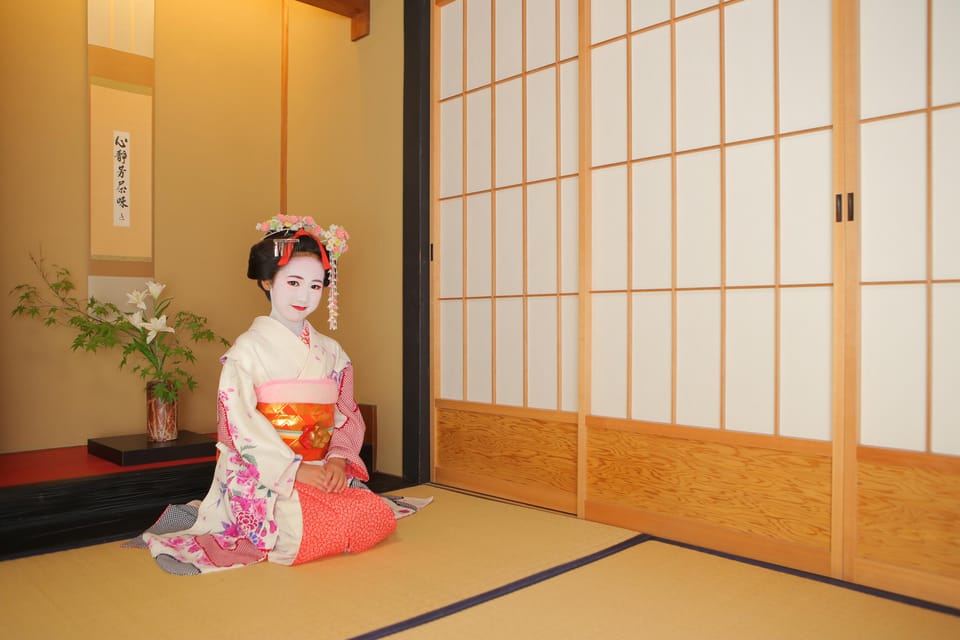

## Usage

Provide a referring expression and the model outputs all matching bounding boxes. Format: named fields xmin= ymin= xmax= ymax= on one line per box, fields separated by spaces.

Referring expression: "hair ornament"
xmin=255 ymin=214 xmax=350 ymax=330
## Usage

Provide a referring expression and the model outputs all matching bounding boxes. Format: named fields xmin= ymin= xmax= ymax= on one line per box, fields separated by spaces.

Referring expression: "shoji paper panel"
xmin=631 ymin=0 xmax=670 ymax=31
xmin=527 ymin=181 xmax=558 ymax=295
xmin=779 ymin=287 xmax=832 ymax=441
xmin=440 ymin=97 xmax=463 ymax=198
xmin=778 ymin=0 xmax=832 ymax=133
xmin=495 ymin=186 xmax=523 ymax=295
xmin=465 ymin=0 xmax=491 ymax=91
xmin=675 ymin=11 xmax=719 ymax=151
xmin=440 ymin=299 xmax=464 ymax=400
xmin=860 ymin=114 xmax=927 ymax=283
xmin=466 ymin=299 xmax=492 ymax=402
xmin=933 ymin=107 xmax=960 ymax=279
xmin=676 ymin=150 xmax=720 ymax=288
xmin=631 ymin=291 xmax=672 ymax=423
xmin=631 ymin=26 xmax=671 ymax=159
xmin=861 ymin=285 xmax=927 ymax=451
xmin=526 ymin=0 xmax=556 ymax=70
xmin=527 ymin=68 xmax=558 ymax=182
xmin=591 ymin=165 xmax=628 ymax=291
xmin=495 ymin=0 xmax=522 ymax=80
xmin=724 ymin=0 xmax=773 ymax=143
xmin=591 ymin=40 xmax=627 ymax=166
xmin=725 ymin=289 xmax=775 ymax=435
xmin=779 ymin=130 xmax=833 ymax=285
xmin=466 ymin=193 xmax=491 ymax=297
xmin=932 ymin=0 xmax=960 ymax=105
xmin=439 ymin=198 xmax=463 ymax=298
xmin=495 ymin=297 xmax=524 ymax=406
xmin=631 ymin=158 xmax=672 ymax=290
xmin=677 ymin=0 xmax=717 ymax=16
xmin=932 ymin=283 xmax=960 ymax=455
xmin=560 ymin=295 xmax=578 ymax=412
xmin=676 ymin=290 xmax=721 ymax=429
xmin=439 ymin=1 xmax=462 ymax=99
xmin=559 ymin=177 xmax=579 ymax=294
xmin=528 ymin=296 xmax=559 ymax=409
xmin=591 ymin=293 xmax=628 ymax=418
xmin=496 ymin=78 xmax=523 ymax=187
xmin=559 ymin=61 xmax=579 ymax=175
xmin=466 ymin=88 xmax=492 ymax=193
xmin=592 ymin=0 xmax=626 ymax=44
xmin=725 ymin=140 xmax=775 ymax=287
xmin=559 ymin=0 xmax=579 ymax=59
xmin=860 ymin=0 xmax=926 ymax=119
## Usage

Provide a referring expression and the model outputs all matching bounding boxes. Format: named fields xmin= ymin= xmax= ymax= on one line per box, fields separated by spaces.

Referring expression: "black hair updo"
xmin=247 ymin=230 xmax=331 ymax=299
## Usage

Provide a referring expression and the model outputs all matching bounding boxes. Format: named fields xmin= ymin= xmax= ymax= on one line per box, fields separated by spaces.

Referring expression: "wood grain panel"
xmin=585 ymin=500 xmax=831 ymax=575
xmin=586 ymin=424 xmax=832 ymax=547
xmin=435 ymin=406 xmax=577 ymax=512
xmin=857 ymin=456 xmax=960 ymax=578
xmin=854 ymin=558 xmax=960 ymax=610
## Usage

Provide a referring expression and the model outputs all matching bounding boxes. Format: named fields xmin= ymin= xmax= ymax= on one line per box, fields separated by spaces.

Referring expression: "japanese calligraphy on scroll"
xmin=113 ymin=131 xmax=131 ymax=227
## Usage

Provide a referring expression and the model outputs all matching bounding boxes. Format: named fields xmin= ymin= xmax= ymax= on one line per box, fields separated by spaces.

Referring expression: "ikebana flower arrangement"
xmin=10 ymin=254 xmax=229 ymax=418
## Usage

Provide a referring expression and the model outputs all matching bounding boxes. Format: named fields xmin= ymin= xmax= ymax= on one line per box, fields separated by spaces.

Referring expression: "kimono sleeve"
xmin=325 ymin=364 xmax=369 ymax=481
xmin=218 ymin=354 xmax=301 ymax=498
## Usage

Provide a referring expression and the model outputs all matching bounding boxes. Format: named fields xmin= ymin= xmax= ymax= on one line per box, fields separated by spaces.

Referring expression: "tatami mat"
xmin=386 ymin=539 xmax=960 ymax=640
xmin=2 ymin=485 xmax=956 ymax=639
xmin=0 ymin=485 xmax=636 ymax=639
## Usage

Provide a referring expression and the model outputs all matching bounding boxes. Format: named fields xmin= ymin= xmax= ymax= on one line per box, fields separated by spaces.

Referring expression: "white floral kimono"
xmin=133 ymin=316 xmax=396 ymax=574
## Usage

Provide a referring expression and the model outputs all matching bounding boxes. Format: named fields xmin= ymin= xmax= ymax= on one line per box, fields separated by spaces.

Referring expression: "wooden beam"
xmin=298 ymin=0 xmax=370 ymax=40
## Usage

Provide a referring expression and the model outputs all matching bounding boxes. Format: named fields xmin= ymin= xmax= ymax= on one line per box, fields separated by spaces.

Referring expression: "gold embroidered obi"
xmin=255 ymin=379 xmax=337 ymax=461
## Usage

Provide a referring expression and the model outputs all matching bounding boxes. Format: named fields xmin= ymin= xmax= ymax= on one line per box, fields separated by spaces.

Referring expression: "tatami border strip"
xmin=348 ymin=533 xmax=651 ymax=640
xmin=649 ymin=536 xmax=960 ymax=618
xmin=351 ymin=530 xmax=957 ymax=639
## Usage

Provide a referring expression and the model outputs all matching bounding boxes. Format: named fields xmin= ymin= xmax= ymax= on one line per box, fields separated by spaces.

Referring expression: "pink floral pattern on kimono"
xmin=137 ymin=316 xmax=374 ymax=573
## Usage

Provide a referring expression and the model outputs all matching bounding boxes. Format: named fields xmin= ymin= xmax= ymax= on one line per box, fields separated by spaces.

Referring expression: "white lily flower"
xmin=146 ymin=281 xmax=166 ymax=300
xmin=126 ymin=288 xmax=149 ymax=310
xmin=129 ymin=311 xmax=144 ymax=328
xmin=141 ymin=315 xmax=175 ymax=343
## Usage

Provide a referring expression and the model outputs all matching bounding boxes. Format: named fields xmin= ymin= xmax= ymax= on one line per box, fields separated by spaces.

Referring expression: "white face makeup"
xmin=263 ymin=255 xmax=326 ymax=333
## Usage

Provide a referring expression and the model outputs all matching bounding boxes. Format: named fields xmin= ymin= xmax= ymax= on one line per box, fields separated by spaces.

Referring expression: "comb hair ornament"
xmin=255 ymin=215 xmax=350 ymax=330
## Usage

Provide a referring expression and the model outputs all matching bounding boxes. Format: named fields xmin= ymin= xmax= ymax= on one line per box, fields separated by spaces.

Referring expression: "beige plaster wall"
xmin=287 ymin=0 xmax=405 ymax=477
xmin=0 ymin=0 xmax=405 ymax=476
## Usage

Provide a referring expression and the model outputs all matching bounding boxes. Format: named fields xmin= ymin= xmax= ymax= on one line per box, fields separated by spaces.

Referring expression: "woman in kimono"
xmin=132 ymin=216 xmax=396 ymax=575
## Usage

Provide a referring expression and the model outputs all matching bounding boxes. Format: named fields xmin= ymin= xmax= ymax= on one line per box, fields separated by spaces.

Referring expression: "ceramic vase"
xmin=146 ymin=380 xmax=178 ymax=442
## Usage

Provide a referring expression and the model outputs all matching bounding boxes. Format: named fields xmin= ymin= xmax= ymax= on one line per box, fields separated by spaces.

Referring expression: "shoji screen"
xmin=852 ymin=0 xmax=960 ymax=604
xmin=433 ymin=0 xmax=581 ymax=511
xmin=583 ymin=0 xmax=837 ymax=574
xmin=431 ymin=0 xmax=960 ymax=608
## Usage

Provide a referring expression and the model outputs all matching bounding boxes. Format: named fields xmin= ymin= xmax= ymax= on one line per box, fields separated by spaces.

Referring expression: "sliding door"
xmin=583 ymin=0 xmax=837 ymax=574
xmin=431 ymin=0 xmax=960 ymax=607
xmin=849 ymin=0 xmax=960 ymax=603
xmin=432 ymin=0 xmax=581 ymax=511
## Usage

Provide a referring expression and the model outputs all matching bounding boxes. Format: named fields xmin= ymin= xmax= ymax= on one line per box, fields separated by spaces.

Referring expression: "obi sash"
xmin=255 ymin=379 xmax=338 ymax=461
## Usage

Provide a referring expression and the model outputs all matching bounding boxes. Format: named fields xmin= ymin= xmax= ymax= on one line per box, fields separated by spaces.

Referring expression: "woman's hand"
xmin=295 ymin=457 xmax=347 ymax=493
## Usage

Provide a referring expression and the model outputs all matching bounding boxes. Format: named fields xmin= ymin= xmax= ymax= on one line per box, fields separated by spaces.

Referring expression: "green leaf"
xmin=10 ymin=252 xmax=230 ymax=399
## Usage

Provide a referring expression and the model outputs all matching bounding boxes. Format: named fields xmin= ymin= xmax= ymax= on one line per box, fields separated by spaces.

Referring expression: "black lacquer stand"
xmin=87 ymin=430 xmax=217 ymax=466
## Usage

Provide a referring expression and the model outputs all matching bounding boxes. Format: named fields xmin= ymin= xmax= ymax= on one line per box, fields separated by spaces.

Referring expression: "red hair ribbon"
xmin=277 ymin=228 xmax=331 ymax=270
